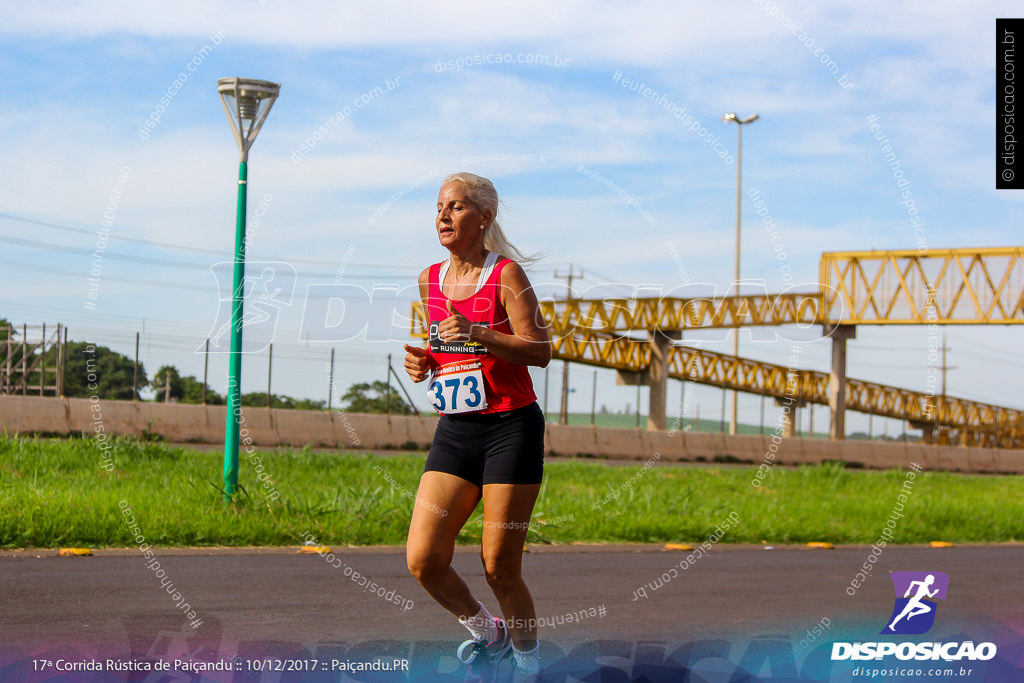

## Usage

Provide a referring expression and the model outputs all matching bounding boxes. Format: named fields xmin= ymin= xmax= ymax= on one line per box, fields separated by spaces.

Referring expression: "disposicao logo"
xmin=831 ymin=570 xmax=997 ymax=663
xmin=882 ymin=571 xmax=948 ymax=635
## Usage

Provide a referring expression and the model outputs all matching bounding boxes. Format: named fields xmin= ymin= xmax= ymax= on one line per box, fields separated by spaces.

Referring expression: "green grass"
xmin=1 ymin=435 xmax=1021 ymax=548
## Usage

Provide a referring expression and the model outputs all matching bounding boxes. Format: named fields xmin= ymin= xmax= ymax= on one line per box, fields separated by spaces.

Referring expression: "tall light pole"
xmin=722 ymin=112 xmax=758 ymax=436
xmin=217 ymin=77 xmax=280 ymax=500
xmin=554 ymin=264 xmax=582 ymax=425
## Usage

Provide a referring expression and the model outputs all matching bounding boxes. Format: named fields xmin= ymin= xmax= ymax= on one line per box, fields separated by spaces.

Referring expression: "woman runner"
xmin=403 ymin=172 xmax=551 ymax=680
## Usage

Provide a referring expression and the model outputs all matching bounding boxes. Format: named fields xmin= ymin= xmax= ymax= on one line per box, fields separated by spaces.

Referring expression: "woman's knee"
xmin=483 ymin=555 xmax=522 ymax=591
xmin=407 ymin=548 xmax=450 ymax=583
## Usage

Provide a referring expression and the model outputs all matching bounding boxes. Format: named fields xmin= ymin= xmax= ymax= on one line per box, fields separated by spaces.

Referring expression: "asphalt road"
xmin=2 ymin=544 xmax=1022 ymax=681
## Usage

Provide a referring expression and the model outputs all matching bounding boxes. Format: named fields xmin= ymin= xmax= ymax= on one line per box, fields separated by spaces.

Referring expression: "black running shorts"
xmin=425 ymin=402 xmax=545 ymax=486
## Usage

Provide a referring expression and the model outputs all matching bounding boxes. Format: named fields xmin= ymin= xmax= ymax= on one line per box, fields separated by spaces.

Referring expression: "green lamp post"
xmin=217 ymin=77 xmax=280 ymax=500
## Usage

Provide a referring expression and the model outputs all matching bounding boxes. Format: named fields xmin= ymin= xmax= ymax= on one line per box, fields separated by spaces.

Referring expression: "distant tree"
xmin=240 ymin=392 xmax=291 ymax=409
xmin=183 ymin=376 xmax=223 ymax=405
xmin=292 ymin=397 xmax=326 ymax=411
xmin=148 ymin=365 xmax=223 ymax=404
xmin=0 ymin=318 xmax=21 ymax=368
xmin=55 ymin=342 xmax=147 ymax=400
xmin=150 ymin=365 xmax=184 ymax=402
xmin=342 ymin=380 xmax=414 ymax=415
xmin=238 ymin=392 xmax=322 ymax=410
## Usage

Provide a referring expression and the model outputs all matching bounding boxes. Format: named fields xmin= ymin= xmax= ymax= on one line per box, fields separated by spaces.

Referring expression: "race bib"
xmin=427 ymin=360 xmax=488 ymax=414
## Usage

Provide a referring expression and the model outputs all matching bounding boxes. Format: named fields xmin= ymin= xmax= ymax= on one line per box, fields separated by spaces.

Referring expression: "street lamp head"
xmin=723 ymin=112 xmax=759 ymax=125
xmin=217 ymin=77 xmax=280 ymax=161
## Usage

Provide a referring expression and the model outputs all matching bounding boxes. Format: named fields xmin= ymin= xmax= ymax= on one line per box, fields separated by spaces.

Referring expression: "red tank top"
xmin=426 ymin=256 xmax=537 ymax=414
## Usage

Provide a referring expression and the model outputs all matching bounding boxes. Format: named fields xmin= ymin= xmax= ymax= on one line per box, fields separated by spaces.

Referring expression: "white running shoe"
xmin=458 ymin=617 xmax=512 ymax=681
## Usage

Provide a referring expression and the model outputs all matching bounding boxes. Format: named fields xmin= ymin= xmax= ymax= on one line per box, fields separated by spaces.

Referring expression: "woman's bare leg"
xmin=406 ymin=471 xmax=483 ymax=619
xmin=479 ymin=482 xmax=542 ymax=649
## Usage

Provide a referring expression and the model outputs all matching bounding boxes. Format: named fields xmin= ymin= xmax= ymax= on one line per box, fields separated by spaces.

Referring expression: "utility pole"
xmin=266 ymin=343 xmax=273 ymax=409
xmin=164 ymin=370 xmax=171 ymax=403
xmin=202 ymin=339 xmax=209 ymax=405
xmin=386 ymin=353 xmax=392 ymax=415
xmin=57 ymin=325 xmax=66 ymax=397
xmin=133 ymin=332 xmax=140 ymax=401
xmin=939 ymin=334 xmax=955 ymax=399
xmin=554 ymin=264 xmax=583 ymax=425
xmin=935 ymin=334 xmax=956 ymax=436
xmin=759 ymin=393 xmax=765 ymax=435
xmin=590 ymin=370 xmax=597 ymax=426
xmin=328 ymin=348 xmax=335 ymax=411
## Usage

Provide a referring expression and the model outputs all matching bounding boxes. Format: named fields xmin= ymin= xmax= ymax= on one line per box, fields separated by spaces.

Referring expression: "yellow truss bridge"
xmin=411 ymin=248 xmax=1023 ymax=447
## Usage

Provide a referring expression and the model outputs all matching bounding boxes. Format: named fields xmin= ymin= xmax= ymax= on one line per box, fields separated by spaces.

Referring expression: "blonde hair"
xmin=442 ymin=172 xmax=542 ymax=267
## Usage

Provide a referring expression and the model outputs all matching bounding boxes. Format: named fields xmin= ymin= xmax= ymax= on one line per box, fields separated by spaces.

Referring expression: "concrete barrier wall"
xmin=1 ymin=395 xmax=1021 ymax=473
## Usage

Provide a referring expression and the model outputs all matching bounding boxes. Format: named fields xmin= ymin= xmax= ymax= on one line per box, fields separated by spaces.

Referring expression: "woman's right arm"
xmin=403 ymin=268 xmax=435 ymax=383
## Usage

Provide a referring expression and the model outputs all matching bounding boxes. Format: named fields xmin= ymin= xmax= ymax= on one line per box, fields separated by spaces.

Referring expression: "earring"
xmin=479 ymin=224 xmax=486 ymax=229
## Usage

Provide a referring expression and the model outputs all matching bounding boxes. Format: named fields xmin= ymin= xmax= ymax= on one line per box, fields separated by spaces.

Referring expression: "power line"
xmin=1 ymin=212 xmax=233 ymax=258
xmin=945 ymin=331 xmax=1017 ymax=357
xmin=849 ymin=344 xmax=927 ymax=352
xmin=0 ymin=257 xmax=217 ymax=293
xmin=0 ymin=212 xmax=420 ymax=270
xmin=0 ymin=234 xmax=217 ymax=270
xmin=0 ymin=232 xmax=419 ymax=280
xmin=576 ymin=266 xmax=637 ymax=296
xmin=0 ymin=257 xmax=423 ymax=301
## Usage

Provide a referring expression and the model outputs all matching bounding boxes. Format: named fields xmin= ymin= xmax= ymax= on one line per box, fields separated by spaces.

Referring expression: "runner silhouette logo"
xmin=881 ymin=571 xmax=949 ymax=635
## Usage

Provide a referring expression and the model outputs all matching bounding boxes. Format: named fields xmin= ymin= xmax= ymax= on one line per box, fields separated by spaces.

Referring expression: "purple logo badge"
xmin=881 ymin=571 xmax=949 ymax=635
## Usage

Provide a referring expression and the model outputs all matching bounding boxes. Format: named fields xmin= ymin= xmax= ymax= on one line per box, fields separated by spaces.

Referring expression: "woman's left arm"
xmin=437 ymin=262 xmax=552 ymax=367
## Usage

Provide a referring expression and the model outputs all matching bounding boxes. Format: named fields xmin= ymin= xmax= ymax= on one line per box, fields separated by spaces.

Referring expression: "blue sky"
xmin=0 ymin=1 xmax=1020 ymax=433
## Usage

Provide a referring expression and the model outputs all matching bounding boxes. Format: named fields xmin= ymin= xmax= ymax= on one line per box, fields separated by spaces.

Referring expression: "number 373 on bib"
xmin=427 ymin=360 xmax=488 ymax=414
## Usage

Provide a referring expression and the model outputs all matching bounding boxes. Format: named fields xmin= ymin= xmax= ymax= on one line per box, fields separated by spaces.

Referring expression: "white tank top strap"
xmin=438 ymin=251 xmax=500 ymax=297
xmin=438 ymin=260 xmax=450 ymax=289
xmin=476 ymin=251 xmax=499 ymax=290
